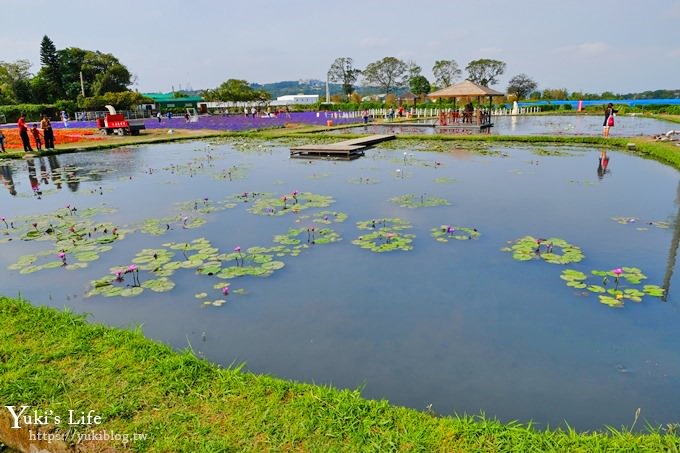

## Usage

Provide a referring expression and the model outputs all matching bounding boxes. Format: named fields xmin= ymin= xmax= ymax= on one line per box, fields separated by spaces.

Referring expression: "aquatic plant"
xmin=247 ymin=192 xmax=335 ymax=216
xmin=352 ymin=218 xmax=415 ymax=253
xmin=502 ymin=236 xmax=584 ymax=264
xmin=431 ymin=225 xmax=481 ymax=242
xmin=390 ymin=194 xmax=451 ymax=208
xmin=561 ymin=267 xmax=665 ymax=308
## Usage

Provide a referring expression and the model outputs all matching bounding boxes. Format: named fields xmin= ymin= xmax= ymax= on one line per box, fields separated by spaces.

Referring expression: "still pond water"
xmin=1 ymin=138 xmax=679 ymax=431
xmin=333 ymin=114 xmax=679 ymax=136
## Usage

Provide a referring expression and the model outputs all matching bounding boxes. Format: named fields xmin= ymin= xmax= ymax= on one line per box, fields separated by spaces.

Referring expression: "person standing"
xmin=17 ymin=113 xmax=33 ymax=152
xmin=40 ymin=114 xmax=55 ymax=150
xmin=156 ymin=111 xmax=162 ymax=123
xmin=30 ymin=124 xmax=43 ymax=151
xmin=603 ymin=103 xmax=618 ymax=138
xmin=0 ymin=129 xmax=6 ymax=152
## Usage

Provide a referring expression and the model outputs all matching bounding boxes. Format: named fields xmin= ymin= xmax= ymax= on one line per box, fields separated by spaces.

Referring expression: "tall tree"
xmin=362 ymin=57 xmax=408 ymax=97
xmin=327 ymin=57 xmax=361 ymax=99
xmin=405 ymin=60 xmax=422 ymax=82
xmin=57 ymin=48 xmax=133 ymax=99
xmin=432 ymin=59 xmax=462 ymax=88
xmin=409 ymin=75 xmax=431 ymax=103
xmin=465 ymin=59 xmax=506 ymax=86
xmin=203 ymin=79 xmax=269 ymax=103
xmin=507 ymin=73 xmax=538 ymax=100
xmin=0 ymin=59 xmax=33 ymax=103
xmin=39 ymin=35 xmax=63 ymax=100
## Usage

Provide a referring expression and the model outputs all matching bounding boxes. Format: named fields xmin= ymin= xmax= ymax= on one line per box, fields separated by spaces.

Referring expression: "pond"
xmin=330 ymin=114 xmax=679 ymax=137
xmin=1 ymin=139 xmax=679 ymax=431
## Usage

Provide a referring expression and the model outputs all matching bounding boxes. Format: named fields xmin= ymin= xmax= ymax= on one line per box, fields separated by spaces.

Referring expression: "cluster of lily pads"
xmin=431 ymin=225 xmax=481 ymax=242
xmin=247 ymin=192 xmax=335 ymax=216
xmin=87 ymin=238 xmax=287 ymax=302
xmin=502 ymin=234 xmax=665 ymax=309
xmin=561 ymin=267 xmax=665 ymax=308
xmin=501 ymin=236 xmax=584 ymax=264
xmin=389 ymin=194 xmax=451 ymax=209
xmin=4 ymin=205 xmax=130 ymax=274
xmin=352 ymin=218 xmax=415 ymax=252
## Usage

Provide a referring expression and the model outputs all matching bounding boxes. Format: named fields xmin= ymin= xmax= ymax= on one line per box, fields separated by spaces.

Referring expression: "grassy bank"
xmin=1 ymin=296 xmax=678 ymax=452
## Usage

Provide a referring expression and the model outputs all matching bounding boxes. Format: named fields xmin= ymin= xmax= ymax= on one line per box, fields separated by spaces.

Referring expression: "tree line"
xmin=325 ymin=56 xmax=541 ymax=102
xmin=0 ymin=35 xmax=148 ymax=113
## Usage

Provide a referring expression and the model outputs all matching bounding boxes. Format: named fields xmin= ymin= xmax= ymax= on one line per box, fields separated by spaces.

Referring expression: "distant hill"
xmin=621 ymin=89 xmax=680 ymax=99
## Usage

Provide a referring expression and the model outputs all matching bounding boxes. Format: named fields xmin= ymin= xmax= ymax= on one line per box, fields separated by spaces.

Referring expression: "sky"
xmin=2 ymin=0 xmax=680 ymax=95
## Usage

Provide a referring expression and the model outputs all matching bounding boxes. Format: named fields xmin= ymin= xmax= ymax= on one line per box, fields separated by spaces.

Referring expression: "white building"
xmin=275 ymin=94 xmax=319 ymax=105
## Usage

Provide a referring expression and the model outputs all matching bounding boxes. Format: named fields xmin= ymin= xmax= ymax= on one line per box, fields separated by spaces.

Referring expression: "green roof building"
xmin=142 ymin=92 xmax=204 ymax=111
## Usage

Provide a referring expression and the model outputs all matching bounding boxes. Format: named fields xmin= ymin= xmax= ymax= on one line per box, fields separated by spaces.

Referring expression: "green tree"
xmin=327 ymin=57 xmax=361 ymax=100
xmin=432 ymin=60 xmax=461 ymax=88
xmin=409 ymin=75 xmax=431 ymax=102
xmin=203 ymin=79 xmax=263 ymax=102
xmin=362 ymin=57 xmax=408 ymax=97
xmin=39 ymin=35 xmax=63 ymax=100
xmin=405 ymin=60 xmax=422 ymax=82
xmin=507 ymin=74 xmax=538 ymax=100
xmin=57 ymin=48 xmax=133 ymax=99
xmin=465 ymin=59 xmax=506 ymax=86
xmin=542 ymin=88 xmax=569 ymax=100
xmin=0 ymin=59 xmax=33 ymax=103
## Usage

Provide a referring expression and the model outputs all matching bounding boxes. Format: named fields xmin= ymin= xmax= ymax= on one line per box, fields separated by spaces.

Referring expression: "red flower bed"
xmin=1 ymin=128 xmax=104 ymax=150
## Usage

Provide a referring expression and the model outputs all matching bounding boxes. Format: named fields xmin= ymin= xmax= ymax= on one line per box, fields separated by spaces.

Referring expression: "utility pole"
xmin=325 ymin=74 xmax=330 ymax=104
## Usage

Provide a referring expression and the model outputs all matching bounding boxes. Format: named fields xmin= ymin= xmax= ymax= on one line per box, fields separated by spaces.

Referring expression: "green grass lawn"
xmin=1 ymin=296 xmax=678 ymax=452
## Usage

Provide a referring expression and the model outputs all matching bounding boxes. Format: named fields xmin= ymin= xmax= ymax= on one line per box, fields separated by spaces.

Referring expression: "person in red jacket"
xmin=30 ymin=124 xmax=43 ymax=151
xmin=17 ymin=113 xmax=33 ymax=152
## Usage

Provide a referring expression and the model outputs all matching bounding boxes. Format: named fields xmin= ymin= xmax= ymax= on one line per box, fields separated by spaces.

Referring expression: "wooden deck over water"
xmin=290 ymin=134 xmax=395 ymax=160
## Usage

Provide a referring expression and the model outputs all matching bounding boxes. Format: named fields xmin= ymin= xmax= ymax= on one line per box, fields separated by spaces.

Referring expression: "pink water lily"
xmin=613 ymin=268 xmax=623 ymax=276
xmin=127 ymin=264 xmax=138 ymax=272
xmin=234 ymin=246 xmax=241 ymax=253
xmin=222 ymin=286 xmax=230 ymax=296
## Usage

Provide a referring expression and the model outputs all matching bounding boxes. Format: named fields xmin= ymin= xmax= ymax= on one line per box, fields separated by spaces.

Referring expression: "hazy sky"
xmin=3 ymin=0 xmax=679 ymax=94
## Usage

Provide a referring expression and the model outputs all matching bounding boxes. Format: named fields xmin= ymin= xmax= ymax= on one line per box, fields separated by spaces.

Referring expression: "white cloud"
xmin=553 ymin=42 xmax=608 ymax=56
xmin=668 ymin=48 xmax=680 ymax=58
xmin=478 ymin=47 xmax=503 ymax=57
xmin=358 ymin=37 xmax=390 ymax=48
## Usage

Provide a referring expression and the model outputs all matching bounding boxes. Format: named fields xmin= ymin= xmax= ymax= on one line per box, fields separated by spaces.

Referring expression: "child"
xmin=30 ymin=124 xmax=43 ymax=151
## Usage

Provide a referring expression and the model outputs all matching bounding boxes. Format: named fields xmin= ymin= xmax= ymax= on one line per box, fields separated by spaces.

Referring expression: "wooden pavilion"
xmin=427 ymin=80 xmax=505 ymax=132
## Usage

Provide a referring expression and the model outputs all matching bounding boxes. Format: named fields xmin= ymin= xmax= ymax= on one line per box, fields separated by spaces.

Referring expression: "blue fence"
xmin=512 ymin=99 xmax=680 ymax=109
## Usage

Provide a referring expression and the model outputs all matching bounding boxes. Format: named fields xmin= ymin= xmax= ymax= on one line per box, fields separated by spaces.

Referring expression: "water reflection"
xmin=597 ymin=149 xmax=611 ymax=180
xmin=0 ymin=164 xmax=17 ymax=196
xmin=27 ymin=159 xmax=42 ymax=197
xmin=662 ymin=181 xmax=680 ymax=301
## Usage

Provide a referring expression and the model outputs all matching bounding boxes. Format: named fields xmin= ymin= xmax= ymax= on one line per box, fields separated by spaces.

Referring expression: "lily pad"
xmin=503 ymin=236 xmax=584 ymax=264
xmin=353 ymin=217 xmax=415 ymax=252
xmin=141 ymin=278 xmax=175 ymax=293
xmin=247 ymin=192 xmax=335 ymax=216
xmin=389 ymin=194 xmax=451 ymax=208
xmin=431 ymin=225 xmax=481 ymax=242
xmin=120 ymin=287 xmax=144 ymax=297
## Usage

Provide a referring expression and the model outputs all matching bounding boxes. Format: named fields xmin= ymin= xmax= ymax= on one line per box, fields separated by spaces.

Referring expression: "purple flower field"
xmin=42 ymin=111 xmax=364 ymax=132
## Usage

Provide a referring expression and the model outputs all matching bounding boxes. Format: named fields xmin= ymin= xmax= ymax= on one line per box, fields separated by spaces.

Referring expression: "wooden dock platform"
xmin=290 ymin=134 xmax=395 ymax=160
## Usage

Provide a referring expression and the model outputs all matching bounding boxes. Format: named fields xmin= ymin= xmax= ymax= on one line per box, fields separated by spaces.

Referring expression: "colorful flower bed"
xmin=141 ymin=111 xmax=364 ymax=132
xmin=0 ymin=127 xmax=104 ymax=150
